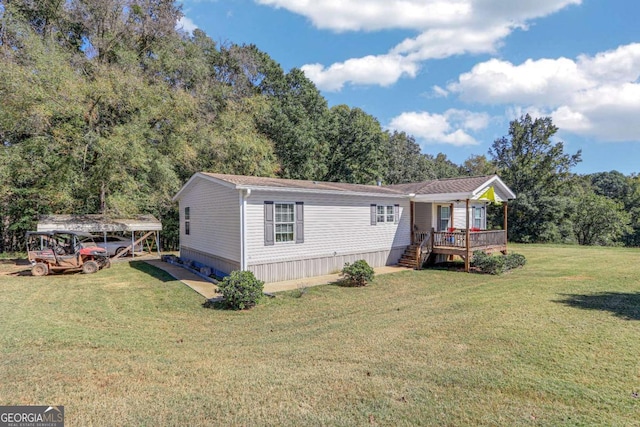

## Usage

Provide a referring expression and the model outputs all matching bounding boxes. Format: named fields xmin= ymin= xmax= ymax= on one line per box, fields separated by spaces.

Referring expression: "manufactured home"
xmin=172 ymin=173 xmax=516 ymax=282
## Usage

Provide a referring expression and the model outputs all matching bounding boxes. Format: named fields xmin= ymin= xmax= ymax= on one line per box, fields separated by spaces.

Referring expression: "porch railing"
xmin=413 ymin=231 xmax=430 ymax=245
xmin=432 ymin=230 xmax=506 ymax=249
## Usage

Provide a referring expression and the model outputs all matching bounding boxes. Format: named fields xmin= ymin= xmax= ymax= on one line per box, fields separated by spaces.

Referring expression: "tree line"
xmin=0 ymin=1 xmax=638 ymax=251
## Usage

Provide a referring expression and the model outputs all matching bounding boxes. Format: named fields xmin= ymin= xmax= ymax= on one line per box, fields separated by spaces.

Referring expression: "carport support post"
xmin=131 ymin=232 xmax=135 ymax=258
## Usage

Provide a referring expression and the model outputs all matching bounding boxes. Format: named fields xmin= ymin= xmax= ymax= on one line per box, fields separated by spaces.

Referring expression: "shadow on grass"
xmin=554 ymin=292 xmax=640 ymax=321
xmin=129 ymin=260 xmax=175 ymax=283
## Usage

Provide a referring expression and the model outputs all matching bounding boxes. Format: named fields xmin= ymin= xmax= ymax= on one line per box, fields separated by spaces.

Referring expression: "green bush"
xmin=217 ymin=270 xmax=264 ymax=310
xmin=505 ymin=253 xmax=527 ymax=270
xmin=472 ymin=251 xmax=526 ymax=275
xmin=471 ymin=251 xmax=505 ymax=275
xmin=340 ymin=260 xmax=375 ymax=287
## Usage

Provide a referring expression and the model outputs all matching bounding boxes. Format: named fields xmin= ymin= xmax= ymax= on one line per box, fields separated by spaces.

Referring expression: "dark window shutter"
xmin=437 ymin=206 xmax=443 ymax=231
xmin=370 ymin=204 xmax=377 ymax=225
xmin=264 ymin=201 xmax=274 ymax=246
xmin=394 ymin=204 xmax=400 ymax=224
xmin=295 ymin=202 xmax=304 ymax=244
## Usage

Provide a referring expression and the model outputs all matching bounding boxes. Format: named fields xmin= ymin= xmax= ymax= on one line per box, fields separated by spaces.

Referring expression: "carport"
xmin=37 ymin=214 xmax=162 ymax=259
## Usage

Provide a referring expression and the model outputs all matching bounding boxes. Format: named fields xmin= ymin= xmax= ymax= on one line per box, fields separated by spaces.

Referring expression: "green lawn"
xmin=1 ymin=245 xmax=639 ymax=426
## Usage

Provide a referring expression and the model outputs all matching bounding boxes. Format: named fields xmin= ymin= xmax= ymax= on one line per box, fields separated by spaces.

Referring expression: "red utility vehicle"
xmin=26 ymin=231 xmax=110 ymax=276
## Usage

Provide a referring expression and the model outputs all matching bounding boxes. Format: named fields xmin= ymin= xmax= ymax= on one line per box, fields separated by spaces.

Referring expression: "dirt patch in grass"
xmin=0 ymin=258 xmax=30 ymax=275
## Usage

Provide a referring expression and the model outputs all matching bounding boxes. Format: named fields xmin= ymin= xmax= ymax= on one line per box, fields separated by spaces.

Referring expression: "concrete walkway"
xmin=145 ymin=259 xmax=411 ymax=299
xmin=145 ymin=259 xmax=220 ymax=299
xmin=264 ymin=265 xmax=411 ymax=293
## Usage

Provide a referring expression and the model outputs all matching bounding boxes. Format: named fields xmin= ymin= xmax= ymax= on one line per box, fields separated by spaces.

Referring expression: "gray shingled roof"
xmin=201 ymin=173 xmax=405 ymax=195
xmin=197 ymin=173 xmax=504 ymax=198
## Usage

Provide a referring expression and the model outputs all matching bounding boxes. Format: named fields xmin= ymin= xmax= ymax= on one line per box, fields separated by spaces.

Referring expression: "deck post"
xmin=465 ymin=199 xmax=470 ymax=272
xmin=503 ymin=202 xmax=508 ymax=254
xmin=450 ymin=203 xmax=454 ymax=228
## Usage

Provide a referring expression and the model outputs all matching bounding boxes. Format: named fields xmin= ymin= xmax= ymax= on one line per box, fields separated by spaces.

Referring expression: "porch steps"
xmin=398 ymin=245 xmax=420 ymax=269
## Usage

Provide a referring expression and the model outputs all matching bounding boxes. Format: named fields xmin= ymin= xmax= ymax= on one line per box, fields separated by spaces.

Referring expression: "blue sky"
xmin=178 ymin=0 xmax=640 ymax=175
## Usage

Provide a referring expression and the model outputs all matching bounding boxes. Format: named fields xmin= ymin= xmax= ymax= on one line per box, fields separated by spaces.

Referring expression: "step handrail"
xmin=416 ymin=231 xmax=432 ymax=270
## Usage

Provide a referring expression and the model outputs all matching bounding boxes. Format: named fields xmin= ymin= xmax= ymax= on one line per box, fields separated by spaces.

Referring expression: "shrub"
xmin=217 ymin=270 xmax=264 ymax=310
xmin=471 ymin=251 xmax=505 ymax=275
xmin=341 ymin=260 xmax=375 ymax=287
xmin=505 ymin=253 xmax=527 ymax=270
xmin=471 ymin=251 xmax=527 ymax=275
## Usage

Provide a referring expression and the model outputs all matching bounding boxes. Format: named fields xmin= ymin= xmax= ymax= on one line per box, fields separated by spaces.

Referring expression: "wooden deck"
xmin=406 ymin=230 xmax=507 ymax=272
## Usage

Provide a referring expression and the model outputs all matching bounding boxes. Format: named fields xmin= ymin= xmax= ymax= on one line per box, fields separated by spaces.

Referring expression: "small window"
xmin=377 ymin=205 xmax=385 ymax=223
xmin=386 ymin=206 xmax=394 ymax=223
xmin=275 ymin=203 xmax=295 ymax=242
xmin=375 ymin=205 xmax=396 ymax=224
xmin=184 ymin=207 xmax=190 ymax=235
xmin=439 ymin=206 xmax=450 ymax=231
xmin=474 ymin=207 xmax=484 ymax=229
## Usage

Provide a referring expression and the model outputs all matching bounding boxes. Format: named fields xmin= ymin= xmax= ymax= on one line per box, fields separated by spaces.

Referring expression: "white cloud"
xmin=432 ymin=85 xmax=449 ymax=97
xmin=301 ymin=54 xmax=418 ymax=91
xmin=256 ymin=0 xmax=581 ymax=90
xmin=388 ymin=109 xmax=490 ymax=146
xmin=448 ymin=43 xmax=640 ymax=142
xmin=177 ymin=16 xmax=198 ymax=34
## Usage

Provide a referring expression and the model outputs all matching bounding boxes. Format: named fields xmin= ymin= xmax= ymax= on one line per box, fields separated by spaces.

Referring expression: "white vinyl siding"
xmin=414 ymin=202 xmax=432 ymax=232
xmin=178 ymin=179 xmax=240 ymax=263
xmin=246 ymin=191 xmax=410 ymax=266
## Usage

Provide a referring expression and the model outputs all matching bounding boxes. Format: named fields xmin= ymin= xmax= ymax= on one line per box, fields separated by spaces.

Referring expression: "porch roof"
xmin=388 ymin=175 xmax=516 ymax=203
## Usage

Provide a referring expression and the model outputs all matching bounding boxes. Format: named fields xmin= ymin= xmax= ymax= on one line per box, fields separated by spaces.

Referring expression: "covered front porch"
xmin=396 ymin=176 xmax=515 ymax=272
xmin=410 ymin=214 xmax=508 ymax=272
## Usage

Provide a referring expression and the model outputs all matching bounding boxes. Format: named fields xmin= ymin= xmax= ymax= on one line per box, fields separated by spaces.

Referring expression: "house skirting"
xmin=247 ymin=246 xmax=406 ymax=283
xmin=179 ymin=246 xmax=240 ymax=276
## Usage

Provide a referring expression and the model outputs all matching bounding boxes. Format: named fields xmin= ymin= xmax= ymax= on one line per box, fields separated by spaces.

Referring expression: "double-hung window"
xmin=373 ymin=204 xmax=398 ymax=224
xmin=438 ymin=206 xmax=450 ymax=231
xmin=473 ymin=206 xmax=485 ymax=229
xmin=275 ymin=203 xmax=295 ymax=242
xmin=386 ymin=206 xmax=394 ymax=223
xmin=376 ymin=206 xmax=386 ymax=223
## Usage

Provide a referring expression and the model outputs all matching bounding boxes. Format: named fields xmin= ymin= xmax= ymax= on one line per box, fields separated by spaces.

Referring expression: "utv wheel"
xmin=31 ymin=263 xmax=49 ymax=276
xmin=82 ymin=260 xmax=99 ymax=274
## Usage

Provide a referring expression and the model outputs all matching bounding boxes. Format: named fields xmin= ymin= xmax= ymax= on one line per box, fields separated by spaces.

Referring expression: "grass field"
xmin=1 ymin=245 xmax=639 ymax=426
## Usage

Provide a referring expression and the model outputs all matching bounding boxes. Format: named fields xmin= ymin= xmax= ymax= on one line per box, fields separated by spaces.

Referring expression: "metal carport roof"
xmin=37 ymin=214 xmax=162 ymax=233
